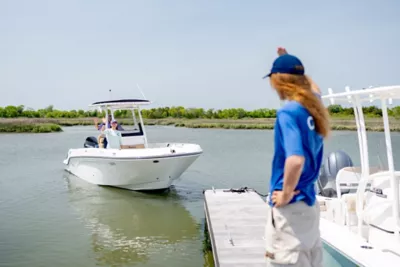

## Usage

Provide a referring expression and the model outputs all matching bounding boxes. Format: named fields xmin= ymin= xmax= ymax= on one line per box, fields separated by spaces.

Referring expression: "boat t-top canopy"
xmin=89 ymin=98 xmax=151 ymax=147
xmin=322 ymin=84 xmax=400 ymax=240
xmin=89 ymin=99 xmax=151 ymax=109
xmin=322 ymin=85 xmax=400 ymax=104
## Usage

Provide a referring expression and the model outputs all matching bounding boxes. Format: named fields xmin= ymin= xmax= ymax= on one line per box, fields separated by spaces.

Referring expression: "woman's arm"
xmin=94 ymin=118 xmax=99 ymax=130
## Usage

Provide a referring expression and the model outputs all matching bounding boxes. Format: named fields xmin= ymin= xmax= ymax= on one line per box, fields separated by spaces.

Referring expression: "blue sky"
xmin=1 ymin=0 xmax=399 ymax=110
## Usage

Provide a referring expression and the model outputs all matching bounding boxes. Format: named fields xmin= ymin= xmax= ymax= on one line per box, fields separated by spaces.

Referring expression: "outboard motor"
xmin=84 ymin=136 xmax=98 ymax=148
xmin=317 ymin=150 xmax=354 ymax=197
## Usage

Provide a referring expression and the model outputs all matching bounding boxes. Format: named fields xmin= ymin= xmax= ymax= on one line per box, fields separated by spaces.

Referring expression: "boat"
xmin=315 ymin=85 xmax=400 ymax=266
xmin=63 ymin=98 xmax=203 ymax=191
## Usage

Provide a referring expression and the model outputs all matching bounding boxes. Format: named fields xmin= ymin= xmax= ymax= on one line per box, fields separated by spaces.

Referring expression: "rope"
xmin=223 ymin=187 xmax=268 ymax=197
xmin=203 ymin=187 xmax=268 ymax=197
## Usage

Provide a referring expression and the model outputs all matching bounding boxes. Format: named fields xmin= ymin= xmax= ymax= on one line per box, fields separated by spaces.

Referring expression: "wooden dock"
xmin=204 ymin=188 xmax=268 ymax=267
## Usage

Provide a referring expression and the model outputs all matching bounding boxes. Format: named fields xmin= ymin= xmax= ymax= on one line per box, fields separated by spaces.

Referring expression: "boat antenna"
xmin=109 ymin=89 xmax=112 ymax=100
xmin=136 ymin=83 xmax=147 ymax=100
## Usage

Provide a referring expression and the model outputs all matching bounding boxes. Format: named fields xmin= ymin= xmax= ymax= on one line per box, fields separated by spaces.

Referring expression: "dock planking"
xmin=204 ymin=188 xmax=268 ymax=267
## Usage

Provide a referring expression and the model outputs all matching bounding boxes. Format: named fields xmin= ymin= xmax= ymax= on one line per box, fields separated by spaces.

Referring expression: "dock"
xmin=203 ymin=188 xmax=268 ymax=267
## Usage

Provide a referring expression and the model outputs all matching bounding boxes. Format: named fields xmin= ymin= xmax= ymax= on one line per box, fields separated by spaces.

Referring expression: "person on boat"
xmin=100 ymin=119 xmax=123 ymax=149
xmin=263 ymin=47 xmax=330 ymax=267
xmin=94 ymin=115 xmax=124 ymax=131
xmin=94 ymin=115 xmax=124 ymax=148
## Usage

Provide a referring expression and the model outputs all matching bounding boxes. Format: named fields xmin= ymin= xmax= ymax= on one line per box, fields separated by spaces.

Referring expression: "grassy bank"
xmin=1 ymin=117 xmax=400 ymax=132
xmin=173 ymin=118 xmax=400 ymax=132
xmin=0 ymin=121 xmax=62 ymax=133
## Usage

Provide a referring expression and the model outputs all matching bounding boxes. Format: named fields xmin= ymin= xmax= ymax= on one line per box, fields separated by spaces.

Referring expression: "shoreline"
xmin=0 ymin=122 xmax=62 ymax=133
xmin=1 ymin=117 xmax=399 ymax=133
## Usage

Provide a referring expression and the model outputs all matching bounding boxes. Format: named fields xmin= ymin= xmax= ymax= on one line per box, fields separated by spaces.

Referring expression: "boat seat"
xmin=121 ymin=135 xmax=145 ymax=148
xmin=318 ymin=196 xmax=348 ymax=225
xmin=336 ymin=166 xmax=381 ymax=199
xmin=335 ymin=167 xmax=381 ymax=227
xmin=341 ymin=193 xmax=368 ymax=227
xmin=339 ymin=171 xmax=400 ymax=231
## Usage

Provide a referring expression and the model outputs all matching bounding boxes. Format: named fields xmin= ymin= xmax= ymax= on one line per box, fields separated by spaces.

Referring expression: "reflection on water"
xmin=64 ymin=173 xmax=200 ymax=266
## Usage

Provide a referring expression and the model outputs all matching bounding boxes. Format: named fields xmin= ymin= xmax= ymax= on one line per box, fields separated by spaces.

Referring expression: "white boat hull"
xmin=63 ymin=143 xmax=202 ymax=191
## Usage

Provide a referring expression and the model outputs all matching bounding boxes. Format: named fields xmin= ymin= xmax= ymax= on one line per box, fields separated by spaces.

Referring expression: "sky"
xmin=1 ymin=0 xmax=399 ymax=111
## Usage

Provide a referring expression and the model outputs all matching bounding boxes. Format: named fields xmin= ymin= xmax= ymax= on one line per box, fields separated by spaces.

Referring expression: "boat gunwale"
xmin=64 ymin=151 xmax=202 ymax=164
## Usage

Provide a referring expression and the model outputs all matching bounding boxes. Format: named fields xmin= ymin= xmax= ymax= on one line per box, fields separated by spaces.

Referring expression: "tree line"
xmin=1 ymin=104 xmax=400 ymax=119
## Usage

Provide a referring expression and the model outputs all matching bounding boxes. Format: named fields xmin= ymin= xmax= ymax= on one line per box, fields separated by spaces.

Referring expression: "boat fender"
xmin=167 ymin=143 xmax=170 ymax=147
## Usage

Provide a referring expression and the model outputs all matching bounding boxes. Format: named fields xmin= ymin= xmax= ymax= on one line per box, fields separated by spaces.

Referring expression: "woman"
xmin=100 ymin=119 xmax=123 ymax=149
xmin=263 ymin=48 xmax=330 ymax=267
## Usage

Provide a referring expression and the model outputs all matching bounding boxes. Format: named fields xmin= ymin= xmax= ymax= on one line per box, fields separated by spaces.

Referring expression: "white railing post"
xmin=137 ymin=106 xmax=148 ymax=148
xmin=131 ymin=109 xmax=138 ymax=128
xmin=381 ymin=98 xmax=400 ymax=240
xmin=354 ymin=95 xmax=370 ymax=237
xmin=350 ymin=90 xmax=365 ymax=177
xmin=346 ymin=87 xmax=366 ymax=175
xmin=328 ymin=88 xmax=335 ymax=105
xmin=105 ymin=109 xmax=109 ymax=128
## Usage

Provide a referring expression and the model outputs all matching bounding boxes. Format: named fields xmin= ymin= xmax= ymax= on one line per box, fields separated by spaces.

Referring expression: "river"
xmin=1 ymin=126 xmax=399 ymax=267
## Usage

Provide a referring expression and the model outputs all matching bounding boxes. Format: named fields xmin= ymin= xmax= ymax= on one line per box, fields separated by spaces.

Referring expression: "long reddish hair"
xmin=270 ymin=73 xmax=331 ymax=138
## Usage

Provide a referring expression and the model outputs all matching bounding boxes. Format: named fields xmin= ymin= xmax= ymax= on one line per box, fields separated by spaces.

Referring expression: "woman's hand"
xmin=277 ymin=47 xmax=288 ymax=56
xmin=271 ymin=190 xmax=300 ymax=207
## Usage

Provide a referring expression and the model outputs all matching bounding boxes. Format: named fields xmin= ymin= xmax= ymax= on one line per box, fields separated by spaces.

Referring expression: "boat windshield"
xmin=118 ymin=117 xmax=142 ymax=133
xmin=110 ymin=109 xmax=144 ymax=136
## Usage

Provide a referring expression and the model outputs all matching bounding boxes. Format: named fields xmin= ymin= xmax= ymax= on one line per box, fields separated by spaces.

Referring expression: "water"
xmin=1 ymin=126 xmax=399 ymax=267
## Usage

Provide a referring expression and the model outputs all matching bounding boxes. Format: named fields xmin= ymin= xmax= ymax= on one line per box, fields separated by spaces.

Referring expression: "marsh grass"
xmin=0 ymin=122 xmax=62 ymax=133
xmin=1 ymin=117 xmax=400 ymax=132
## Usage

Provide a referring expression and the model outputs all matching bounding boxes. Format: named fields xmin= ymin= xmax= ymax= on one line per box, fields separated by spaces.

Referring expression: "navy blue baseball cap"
xmin=263 ymin=54 xmax=305 ymax=79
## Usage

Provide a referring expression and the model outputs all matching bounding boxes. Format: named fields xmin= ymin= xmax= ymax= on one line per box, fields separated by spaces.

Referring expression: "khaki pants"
xmin=265 ymin=201 xmax=322 ymax=267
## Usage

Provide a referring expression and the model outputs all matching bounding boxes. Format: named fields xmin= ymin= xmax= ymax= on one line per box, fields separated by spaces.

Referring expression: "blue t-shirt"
xmin=269 ymin=100 xmax=323 ymax=206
